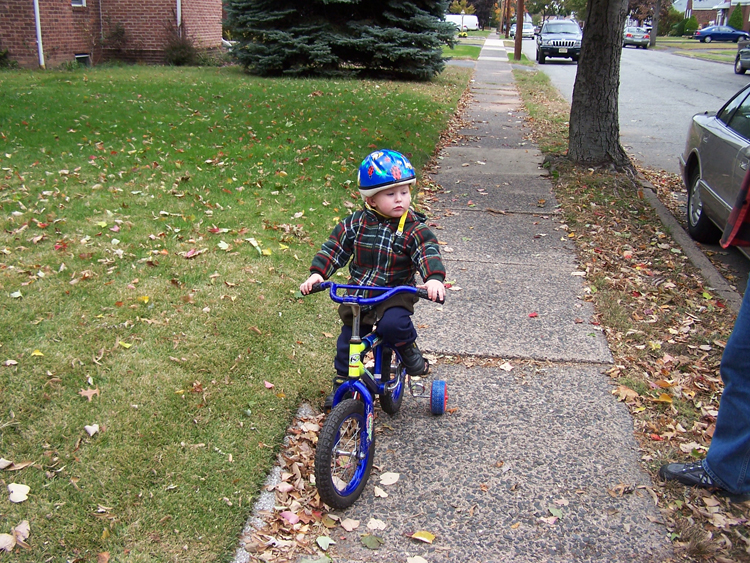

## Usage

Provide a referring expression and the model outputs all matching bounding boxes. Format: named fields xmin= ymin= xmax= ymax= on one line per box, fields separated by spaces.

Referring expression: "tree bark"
xmin=568 ymin=0 xmax=632 ymax=169
xmin=650 ymin=0 xmax=662 ymax=47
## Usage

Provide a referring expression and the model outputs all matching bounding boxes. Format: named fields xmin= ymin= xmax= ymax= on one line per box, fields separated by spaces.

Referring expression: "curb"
xmin=639 ymin=178 xmax=742 ymax=314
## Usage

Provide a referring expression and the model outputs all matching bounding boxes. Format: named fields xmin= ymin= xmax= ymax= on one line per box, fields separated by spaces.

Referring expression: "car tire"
xmin=686 ymin=171 xmax=721 ymax=244
xmin=644 ymin=44 xmax=648 ymax=49
xmin=704 ymin=36 xmax=712 ymax=43
xmin=537 ymin=50 xmax=545 ymax=64
xmin=571 ymin=55 xmax=579 ymax=63
xmin=735 ymin=57 xmax=747 ymax=74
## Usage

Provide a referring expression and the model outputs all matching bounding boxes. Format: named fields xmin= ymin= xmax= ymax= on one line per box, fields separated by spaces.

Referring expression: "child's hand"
xmin=300 ymin=273 xmax=324 ymax=295
xmin=418 ymin=279 xmax=445 ymax=302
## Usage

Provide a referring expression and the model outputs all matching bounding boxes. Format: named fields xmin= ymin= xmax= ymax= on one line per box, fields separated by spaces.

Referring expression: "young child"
xmin=299 ymin=149 xmax=446 ymax=408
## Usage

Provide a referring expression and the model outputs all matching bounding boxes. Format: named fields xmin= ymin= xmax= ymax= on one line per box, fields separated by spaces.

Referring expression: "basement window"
xmin=75 ymin=54 xmax=90 ymax=66
xmin=71 ymin=0 xmax=86 ymax=6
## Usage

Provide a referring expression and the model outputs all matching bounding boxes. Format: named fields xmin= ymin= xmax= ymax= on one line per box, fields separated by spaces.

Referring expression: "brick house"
xmin=0 ymin=0 xmax=223 ymax=69
xmin=685 ymin=0 xmax=750 ymax=30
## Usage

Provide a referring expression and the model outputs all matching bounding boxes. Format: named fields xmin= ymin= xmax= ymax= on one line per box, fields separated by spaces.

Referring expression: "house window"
xmin=75 ymin=54 xmax=90 ymax=66
xmin=71 ymin=0 xmax=86 ymax=6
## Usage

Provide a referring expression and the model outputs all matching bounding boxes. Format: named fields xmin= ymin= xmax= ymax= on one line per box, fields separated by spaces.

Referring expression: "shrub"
xmin=164 ymin=22 xmax=197 ymax=66
xmin=685 ymin=16 xmax=699 ymax=35
xmin=0 ymin=48 xmax=18 ymax=69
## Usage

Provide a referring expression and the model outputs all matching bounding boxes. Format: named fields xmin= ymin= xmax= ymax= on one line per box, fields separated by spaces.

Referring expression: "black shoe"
xmin=659 ymin=461 xmax=717 ymax=488
xmin=396 ymin=342 xmax=429 ymax=376
xmin=323 ymin=376 xmax=350 ymax=411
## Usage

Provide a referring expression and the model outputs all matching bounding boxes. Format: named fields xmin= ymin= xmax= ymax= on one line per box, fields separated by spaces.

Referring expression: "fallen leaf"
xmin=8 ymin=483 xmax=30 ymax=503
xmin=367 ymin=518 xmax=386 ymax=531
xmin=411 ymin=531 xmax=435 ymax=544
xmin=0 ymin=458 xmax=11 ymax=469
xmin=3 ymin=360 xmax=18 ymax=366
xmin=652 ymin=393 xmax=673 ymax=404
xmin=613 ymin=385 xmax=639 ymax=402
xmin=360 ymin=534 xmax=384 ymax=549
xmin=374 ymin=486 xmax=388 ymax=498
xmin=340 ymin=518 xmax=359 ymax=532
xmin=316 ymin=536 xmax=335 ymax=551
xmin=79 ymin=388 xmax=100 ymax=401
xmin=264 ymin=380 xmax=275 ymax=389
xmin=13 ymin=520 xmax=30 ymax=543
xmin=0 ymin=533 xmax=14 ymax=552
xmin=379 ymin=472 xmax=399 ymax=486
xmin=499 ymin=362 xmax=513 ymax=372
xmin=407 ymin=557 xmax=428 ymax=563
xmin=85 ymin=424 xmax=100 ymax=436
xmin=528 ymin=312 xmax=538 ymax=318
xmin=10 ymin=291 xmax=22 ymax=299
xmin=279 ymin=511 xmax=299 ymax=524
xmin=30 ymin=350 xmax=44 ymax=357
xmin=97 ymin=553 xmax=110 ymax=563
xmin=118 ymin=341 xmax=132 ymax=349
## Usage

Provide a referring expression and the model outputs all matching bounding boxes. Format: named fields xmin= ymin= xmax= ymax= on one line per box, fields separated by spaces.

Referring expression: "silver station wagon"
xmin=680 ymin=83 xmax=750 ymax=258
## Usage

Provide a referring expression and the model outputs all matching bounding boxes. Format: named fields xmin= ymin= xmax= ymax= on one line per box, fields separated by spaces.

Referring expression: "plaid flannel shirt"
xmin=721 ymin=166 xmax=750 ymax=248
xmin=310 ymin=207 xmax=446 ymax=295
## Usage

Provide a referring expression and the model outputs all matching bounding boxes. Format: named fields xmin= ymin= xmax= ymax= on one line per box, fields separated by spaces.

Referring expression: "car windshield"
xmin=545 ymin=22 xmax=580 ymax=34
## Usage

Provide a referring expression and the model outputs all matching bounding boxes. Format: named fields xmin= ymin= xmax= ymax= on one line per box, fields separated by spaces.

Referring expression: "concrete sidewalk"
xmin=319 ymin=34 xmax=674 ymax=563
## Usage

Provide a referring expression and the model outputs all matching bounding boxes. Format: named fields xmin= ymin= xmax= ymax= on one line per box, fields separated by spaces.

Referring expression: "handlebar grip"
xmin=417 ymin=288 xmax=445 ymax=304
xmin=309 ymin=282 xmax=326 ymax=295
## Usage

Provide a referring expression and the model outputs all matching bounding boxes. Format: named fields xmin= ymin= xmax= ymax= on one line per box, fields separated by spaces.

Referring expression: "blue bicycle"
xmin=308 ymin=282 xmax=447 ymax=509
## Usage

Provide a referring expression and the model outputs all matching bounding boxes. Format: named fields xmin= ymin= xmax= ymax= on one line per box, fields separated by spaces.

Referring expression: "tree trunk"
xmin=650 ymin=0 xmax=662 ymax=47
xmin=568 ymin=0 xmax=632 ymax=169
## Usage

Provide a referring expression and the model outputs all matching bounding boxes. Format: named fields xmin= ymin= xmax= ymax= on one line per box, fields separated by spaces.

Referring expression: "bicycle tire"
xmin=380 ymin=351 xmax=405 ymax=416
xmin=430 ymin=380 xmax=447 ymax=415
xmin=315 ymin=399 xmax=374 ymax=509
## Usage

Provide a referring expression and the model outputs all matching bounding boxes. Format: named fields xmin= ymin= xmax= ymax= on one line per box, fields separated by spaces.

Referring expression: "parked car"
xmin=679 ymin=83 xmax=750 ymax=258
xmin=509 ymin=23 xmax=517 ymax=38
xmin=735 ymin=42 xmax=750 ymax=73
xmin=694 ymin=25 xmax=750 ymax=43
xmin=535 ymin=20 xmax=582 ymax=64
xmin=623 ymin=26 xmax=650 ymax=48
xmin=522 ymin=23 xmax=535 ymax=38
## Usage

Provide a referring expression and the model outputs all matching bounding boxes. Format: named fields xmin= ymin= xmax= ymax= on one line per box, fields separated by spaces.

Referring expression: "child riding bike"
xmin=299 ymin=149 xmax=446 ymax=408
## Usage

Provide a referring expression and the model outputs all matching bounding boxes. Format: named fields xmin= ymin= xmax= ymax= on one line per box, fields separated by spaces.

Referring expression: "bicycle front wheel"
xmin=315 ymin=399 xmax=374 ymax=509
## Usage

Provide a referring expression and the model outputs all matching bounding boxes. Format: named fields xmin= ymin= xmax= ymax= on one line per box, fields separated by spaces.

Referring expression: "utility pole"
xmin=514 ymin=0 xmax=524 ymax=60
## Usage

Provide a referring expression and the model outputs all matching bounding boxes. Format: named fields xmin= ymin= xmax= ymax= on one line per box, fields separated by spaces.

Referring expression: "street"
xmin=519 ymin=38 xmax=749 ymax=175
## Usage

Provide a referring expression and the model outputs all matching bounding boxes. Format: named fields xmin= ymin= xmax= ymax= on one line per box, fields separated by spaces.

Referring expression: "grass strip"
xmin=0 ymin=64 xmax=471 ymax=562
xmin=513 ymin=67 xmax=750 ymax=562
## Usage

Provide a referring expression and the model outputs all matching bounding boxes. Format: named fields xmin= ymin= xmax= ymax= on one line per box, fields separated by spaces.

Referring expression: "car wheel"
xmin=735 ymin=57 xmax=747 ymax=74
xmin=686 ymin=171 xmax=721 ymax=243
xmin=537 ymin=50 xmax=545 ymax=64
xmin=571 ymin=55 xmax=579 ymax=63
xmin=644 ymin=44 xmax=648 ymax=49
xmin=704 ymin=36 xmax=712 ymax=43
xmin=735 ymin=37 xmax=740 ymax=43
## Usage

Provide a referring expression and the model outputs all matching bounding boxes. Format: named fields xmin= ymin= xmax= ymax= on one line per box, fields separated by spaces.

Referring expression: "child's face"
xmin=367 ymin=184 xmax=412 ymax=218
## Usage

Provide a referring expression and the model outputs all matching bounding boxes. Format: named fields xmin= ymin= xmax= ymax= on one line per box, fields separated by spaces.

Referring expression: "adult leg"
xmin=704 ymin=287 xmax=750 ymax=493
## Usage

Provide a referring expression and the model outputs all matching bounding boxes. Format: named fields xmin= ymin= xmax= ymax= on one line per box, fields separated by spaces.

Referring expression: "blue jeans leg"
xmin=704 ymin=286 xmax=750 ymax=494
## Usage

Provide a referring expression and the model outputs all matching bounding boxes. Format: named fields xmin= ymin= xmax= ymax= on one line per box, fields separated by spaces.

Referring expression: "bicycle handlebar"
xmin=309 ymin=281 xmax=445 ymax=305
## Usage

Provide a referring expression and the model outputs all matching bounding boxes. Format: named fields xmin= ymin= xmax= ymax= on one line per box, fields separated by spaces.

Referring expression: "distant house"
xmin=0 ymin=0 xmax=222 ymax=69
xmin=684 ymin=0 xmax=750 ymax=30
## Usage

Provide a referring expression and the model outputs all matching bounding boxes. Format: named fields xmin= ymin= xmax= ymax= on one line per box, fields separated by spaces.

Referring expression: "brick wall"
xmin=183 ymin=0 xmax=222 ymax=47
xmin=1 ymin=0 xmax=221 ymax=68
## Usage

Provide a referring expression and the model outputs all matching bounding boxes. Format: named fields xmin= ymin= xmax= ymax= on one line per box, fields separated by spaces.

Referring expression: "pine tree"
xmin=225 ymin=0 xmax=456 ymax=79
xmin=728 ymin=5 xmax=744 ymax=31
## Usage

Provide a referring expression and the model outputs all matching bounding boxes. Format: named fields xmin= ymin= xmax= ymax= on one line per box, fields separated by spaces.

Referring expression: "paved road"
xmin=518 ymin=38 xmax=749 ymax=175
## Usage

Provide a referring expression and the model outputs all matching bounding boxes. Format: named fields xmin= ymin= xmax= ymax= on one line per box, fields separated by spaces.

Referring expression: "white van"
xmin=445 ymin=13 xmax=480 ymax=31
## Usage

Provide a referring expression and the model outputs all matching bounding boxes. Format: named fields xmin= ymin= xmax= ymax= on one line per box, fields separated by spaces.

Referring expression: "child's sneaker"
xmin=396 ymin=342 xmax=429 ymax=376
xmin=323 ymin=375 xmax=350 ymax=411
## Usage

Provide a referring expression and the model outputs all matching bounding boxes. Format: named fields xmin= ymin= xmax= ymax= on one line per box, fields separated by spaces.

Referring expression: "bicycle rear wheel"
xmin=315 ymin=399 xmax=374 ymax=509
xmin=379 ymin=349 xmax=404 ymax=416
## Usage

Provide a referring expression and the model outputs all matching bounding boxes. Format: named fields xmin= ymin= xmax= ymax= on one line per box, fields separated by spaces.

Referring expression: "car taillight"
xmin=644 ymin=34 xmax=650 ymax=39
xmin=626 ymin=33 xmax=633 ymax=37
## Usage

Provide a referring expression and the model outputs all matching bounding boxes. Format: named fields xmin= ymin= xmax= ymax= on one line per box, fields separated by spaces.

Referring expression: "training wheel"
xmin=430 ymin=380 xmax=447 ymax=415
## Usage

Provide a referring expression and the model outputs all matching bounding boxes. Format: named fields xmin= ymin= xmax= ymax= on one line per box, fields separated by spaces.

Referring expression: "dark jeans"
xmin=334 ymin=306 xmax=417 ymax=376
xmin=704 ymin=285 xmax=750 ymax=494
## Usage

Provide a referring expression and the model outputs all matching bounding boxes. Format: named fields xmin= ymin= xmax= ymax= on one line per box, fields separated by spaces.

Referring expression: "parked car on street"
xmin=735 ymin=42 xmax=750 ymax=73
xmin=694 ymin=25 xmax=750 ymax=43
xmin=623 ymin=26 xmax=650 ymax=48
xmin=535 ymin=20 xmax=582 ymax=64
xmin=522 ymin=23 xmax=535 ymax=38
xmin=509 ymin=23 xmax=516 ymax=37
xmin=680 ymin=83 xmax=750 ymax=257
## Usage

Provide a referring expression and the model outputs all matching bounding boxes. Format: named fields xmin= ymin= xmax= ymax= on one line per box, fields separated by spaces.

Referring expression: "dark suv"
xmin=536 ymin=20 xmax=582 ymax=64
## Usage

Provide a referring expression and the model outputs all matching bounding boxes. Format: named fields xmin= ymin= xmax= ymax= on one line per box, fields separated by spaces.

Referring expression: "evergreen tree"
xmin=728 ymin=5 xmax=744 ymax=30
xmin=225 ymin=0 xmax=457 ymax=79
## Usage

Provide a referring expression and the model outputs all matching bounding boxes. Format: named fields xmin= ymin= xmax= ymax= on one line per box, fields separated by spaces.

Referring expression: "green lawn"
xmin=0 ymin=64 xmax=470 ymax=562
xmin=443 ymin=44 xmax=482 ymax=59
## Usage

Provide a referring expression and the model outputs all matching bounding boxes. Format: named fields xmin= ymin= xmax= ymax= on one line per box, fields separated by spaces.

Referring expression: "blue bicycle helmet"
xmin=358 ymin=149 xmax=416 ymax=198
